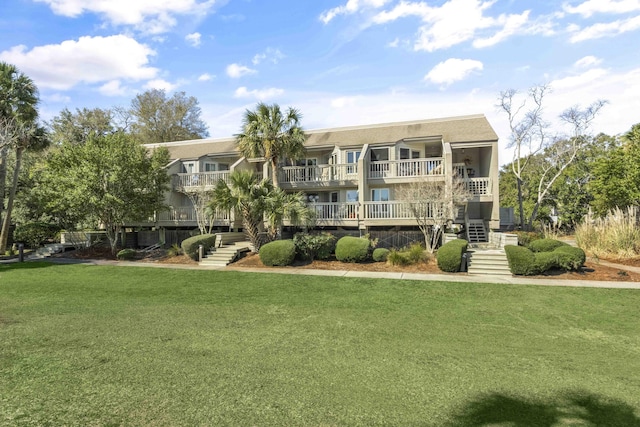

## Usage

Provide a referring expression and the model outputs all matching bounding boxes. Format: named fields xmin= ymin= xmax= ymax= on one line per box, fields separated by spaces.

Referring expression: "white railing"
xmin=310 ymin=202 xmax=359 ymax=220
xmin=280 ymin=164 xmax=358 ymax=184
xmin=464 ymin=178 xmax=491 ymax=195
xmin=362 ymin=201 xmax=442 ymax=220
xmin=368 ymin=158 xmax=444 ymax=179
xmin=156 ymin=207 xmax=230 ymax=223
xmin=173 ymin=171 xmax=230 ymax=189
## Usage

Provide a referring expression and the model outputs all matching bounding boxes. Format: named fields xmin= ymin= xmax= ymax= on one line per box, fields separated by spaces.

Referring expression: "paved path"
xmin=3 ymin=256 xmax=639 ymax=290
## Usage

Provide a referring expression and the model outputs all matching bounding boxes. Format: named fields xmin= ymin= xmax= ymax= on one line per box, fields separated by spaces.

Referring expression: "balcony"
xmin=464 ymin=177 xmax=491 ymax=196
xmin=362 ymin=201 xmax=443 ymax=220
xmin=279 ymin=164 xmax=358 ymax=186
xmin=173 ymin=171 xmax=230 ymax=191
xmin=367 ymin=158 xmax=444 ymax=180
xmin=155 ymin=206 xmax=230 ymax=224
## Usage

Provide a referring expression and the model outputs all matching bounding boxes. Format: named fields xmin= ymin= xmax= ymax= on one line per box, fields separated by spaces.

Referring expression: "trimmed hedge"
xmin=372 ymin=248 xmax=390 ymax=262
xmin=181 ymin=233 xmax=217 ymax=261
xmin=528 ymin=238 xmax=569 ymax=253
xmin=505 ymin=245 xmax=539 ymax=275
xmin=554 ymin=245 xmax=586 ymax=271
xmin=335 ymin=236 xmax=371 ymax=263
xmin=505 ymin=243 xmax=586 ymax=275
xmin=259 ymin=240 xmax=296 ymax=266
xmin=437 ymin=239 xmax=468 ymax=272
xmin=116 ymin=248 xmax=137 ymax=260
xmin=293 ymin=233 xmax=337 ymax=261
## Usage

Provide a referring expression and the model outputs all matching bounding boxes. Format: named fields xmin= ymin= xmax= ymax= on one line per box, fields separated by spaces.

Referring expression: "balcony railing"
xmin=368 ymin=158 xmax=444 ymax=179
xmin=309 ymin=202 xmax=359 ymax=221
xmin=280 ymin=164 xmax=358 ymax=184
xmin=173 ymin=171 xmax=230 ymax=190
xmin=464 ymin=178 xmax=491 ymax=195
xmin=156 ymin=206 xmax=230 ymax=223
xmin=362 ymin=201 xmax=443 ymax=220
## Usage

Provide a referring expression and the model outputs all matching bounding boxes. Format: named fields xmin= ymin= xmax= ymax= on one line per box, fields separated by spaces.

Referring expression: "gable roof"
xmin=144 ymin=114 xmax=498 ymax=160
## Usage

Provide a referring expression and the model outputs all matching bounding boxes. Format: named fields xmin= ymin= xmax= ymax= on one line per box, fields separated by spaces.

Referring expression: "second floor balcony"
xmin=173 ymin=171 xmax=231 ymax=191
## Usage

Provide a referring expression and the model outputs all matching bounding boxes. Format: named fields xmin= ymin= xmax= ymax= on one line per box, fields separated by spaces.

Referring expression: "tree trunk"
xmin=0 ymin=146 xmax=8 ymax=230
xmin=271 ymin=159 xmax=279 ymax=188
xmin=0 ymin=146 xmax=23 ymax=252
xmin=516 ymin=177 xmax=526 ymax=231
xmin=528 ymin=202 xmax=541 ymax=231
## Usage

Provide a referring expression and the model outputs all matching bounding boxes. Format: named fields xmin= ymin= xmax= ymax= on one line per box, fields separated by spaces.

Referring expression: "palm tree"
xmin=0 ymin=62 xmax=41 ymax=252
xmin=236 ymin=103 xmax=307 ymax=187
xmin=208 ymin=170 xmax=313 ymax=251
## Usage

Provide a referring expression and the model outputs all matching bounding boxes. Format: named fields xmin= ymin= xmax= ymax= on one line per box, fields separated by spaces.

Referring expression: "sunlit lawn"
xmin=1 ymin=262 xmax=639 ymax=426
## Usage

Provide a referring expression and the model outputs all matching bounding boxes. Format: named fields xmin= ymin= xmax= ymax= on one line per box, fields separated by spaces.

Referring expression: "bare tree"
xmin=182 ymin=185 xmax=214 ymax=235
xmin=397 ymin=176 xmax=471 ymax=253
xmin=498 ymin=84 xmax=606 ymax=229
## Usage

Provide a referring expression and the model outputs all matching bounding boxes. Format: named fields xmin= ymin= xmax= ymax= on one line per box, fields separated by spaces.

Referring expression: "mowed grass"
xmin=1 ymin=263 xmax=640 ymax=426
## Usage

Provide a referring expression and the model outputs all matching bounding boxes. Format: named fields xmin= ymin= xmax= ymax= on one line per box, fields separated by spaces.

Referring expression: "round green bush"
xmin=259 ymin=240 xmax=296 ymax=266
xmin=293 ymin=233 xmax=336 ymax=261
xmin=553 ymin=245 xmax=586 ymax=270
xmin=505 ymin=245 xmax=539 ymax=275
xmin=436 ymin=239 xmax=468 ymax=272
xmin=335 ymin=236 xmax=371 ymax=263
xmin=372 ymin=248 xmax=390 ymax=262
xmin=181 ymin=233 xmax=217 ymax=261
xmin=528 ymin=238 xmax=569 ymax=253
xmin=116 ymin=248 xmax=137 ymax=260
xmin=533 ymin=251 xmax=558 ymax=273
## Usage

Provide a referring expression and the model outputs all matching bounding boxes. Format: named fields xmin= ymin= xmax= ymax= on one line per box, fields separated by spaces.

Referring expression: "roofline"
xmin=143 ymin=113 xmax=491 ymax=148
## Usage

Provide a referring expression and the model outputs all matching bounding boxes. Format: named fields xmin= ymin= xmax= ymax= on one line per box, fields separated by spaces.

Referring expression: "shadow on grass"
xmin=448 ymin=390 xmax=640 ymax=427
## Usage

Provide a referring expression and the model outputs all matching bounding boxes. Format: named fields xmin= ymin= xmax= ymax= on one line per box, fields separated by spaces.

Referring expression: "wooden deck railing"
xmin=280 ymin=164 xmax=358 ymax=183
xmin=368 ymin=158 xmax=444 ymax=179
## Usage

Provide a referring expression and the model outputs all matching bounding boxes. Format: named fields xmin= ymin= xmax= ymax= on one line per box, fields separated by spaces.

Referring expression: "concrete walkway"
xmin=3 ymin=255 xmax=640 ymax=290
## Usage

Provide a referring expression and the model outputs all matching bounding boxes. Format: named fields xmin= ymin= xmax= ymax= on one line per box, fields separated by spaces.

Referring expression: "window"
xmin=371 ymin=188 xmax=389 ymax=218
xmin=204 ymin=163 xmax=229 ymax=172
xmin=346 ymin=190 xmax=358 ymax=202
xmin=181 ymin=161 xmax=196 ymax=174
xmin=370 ymin=148 xmax=390 ymax=178
xmin=346 ymin=151 xmax=360 ymax=175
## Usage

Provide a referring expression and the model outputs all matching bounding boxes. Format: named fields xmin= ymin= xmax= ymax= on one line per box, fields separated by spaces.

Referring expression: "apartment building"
xmin=139 ymin=114 xmax=500 ymax=241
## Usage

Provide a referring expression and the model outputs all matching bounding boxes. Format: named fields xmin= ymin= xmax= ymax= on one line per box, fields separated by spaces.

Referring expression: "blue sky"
xmin=2 ymin=0 xmax=640 ymax=164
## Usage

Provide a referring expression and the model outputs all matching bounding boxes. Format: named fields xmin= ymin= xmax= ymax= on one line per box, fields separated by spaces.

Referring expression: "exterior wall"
xmin=137 ymin=115 xmax=501 ymax=232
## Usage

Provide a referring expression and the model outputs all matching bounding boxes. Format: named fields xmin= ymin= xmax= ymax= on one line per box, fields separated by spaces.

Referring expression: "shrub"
xmin=533 ymin=251 xmax=558 ymax=273
xmin=259 ymin=240 xmax=296 ymax=266
xmin=575 ymin=207 xmax=640 ymax=259
xmin=436 ymin=239 xmax=468 ymax=272
xmin=387 ymin=250 xmax=410 ymax=266
xmin=505 ymin=245 xmax=539 ymax=275
xmin=116 ymin=248 xmax=137 ymax=260
xmin=528 ymin=238 xmax=568 ymax=253
xmin=166 ymin=244 xmax=183 ymax=257
xmin=14 ymin=222 xmax=61 ymax=249
xmin=335 ymin=236 xmax=371 ymax=263
xmin=372 ymin=248 xmax=390 ymax=262
xmin=514 ymin=231 xmax=543 ymax=247
xmin=293 ymin=233 xmax=337 ymax=261
xmin=181 ymin=233 xmax=217 ymax=261
xmin=387 ymin=243 xmax=428 ymax=266
xmin=554 ymin=246 xmax=586 ymax=271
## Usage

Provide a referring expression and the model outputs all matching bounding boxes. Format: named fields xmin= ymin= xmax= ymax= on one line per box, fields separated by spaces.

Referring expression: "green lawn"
xmin=1 ymin=262 xmax=639 ymax=426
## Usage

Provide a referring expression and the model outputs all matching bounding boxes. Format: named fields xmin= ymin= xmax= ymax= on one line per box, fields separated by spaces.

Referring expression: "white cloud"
xmin=563 ymin=0 xmax=640 ymax=17
xmin=143 ymin=78 xmax=178 ymax=91
xmin=185 ymin=32 xmax=202 ymax=47
xmin=371 ymin=0 xmax=534 ymax=52
xmin=252 ymin=48 xmax=285 ymax=65
xmin=33 ymin=0 xmax=217 ymax=34
xmin=574 ymin=55 xmax=602 ymax=68
xmin=198 ymin=73 xmax=214 ymax=81
xmin=387 ymin=37 xmax=400 ymax=47
xmin=234 ymin=86 xmax=284 ymax=100
xmin=320 ymin=0 xmax=391 ymax=24
xmin=569 ymin=14 xmax=640 ymax=41
xmin=424 ymin=58 xmax=483 ymax=86
xmin=0 ymin=35 xmax=158 ymax=90
xmin=98 ymin=79 xmax=128 ymax=96
xmin=226 ymin=63 xmax=257 ymax=78
xmin=550 ymin=68 xmax=610 ymax=89
xmin=42 ymin=93 xmax=72 ymax=104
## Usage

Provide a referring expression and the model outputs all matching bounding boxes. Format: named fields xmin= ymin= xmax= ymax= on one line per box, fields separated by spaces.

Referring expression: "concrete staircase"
xmin=199 ymin=241 xmax=253 ymax=267
xmin=466 ymin=219 xmax=488 ymax=243
xmin=467 ymin=248 xmax=512 ymax=276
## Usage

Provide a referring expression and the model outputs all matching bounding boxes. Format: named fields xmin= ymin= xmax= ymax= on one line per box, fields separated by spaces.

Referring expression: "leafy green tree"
xmin=589 ymin=124 xmax=640 ymax=215
xmin=49 ymin=107 xmax=114 ymax=145
xmin=236 ymin=103 xmax=307 ymax=187
xmin=208 ymin=170 xmax=312 ymax=251
xmin=130 ymin=89 xmax=209 ymax=144
xmin=0 ymin=62 xmax=42 ymax=252
xmin=40 ymin=133 xmax=170 ymax=254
